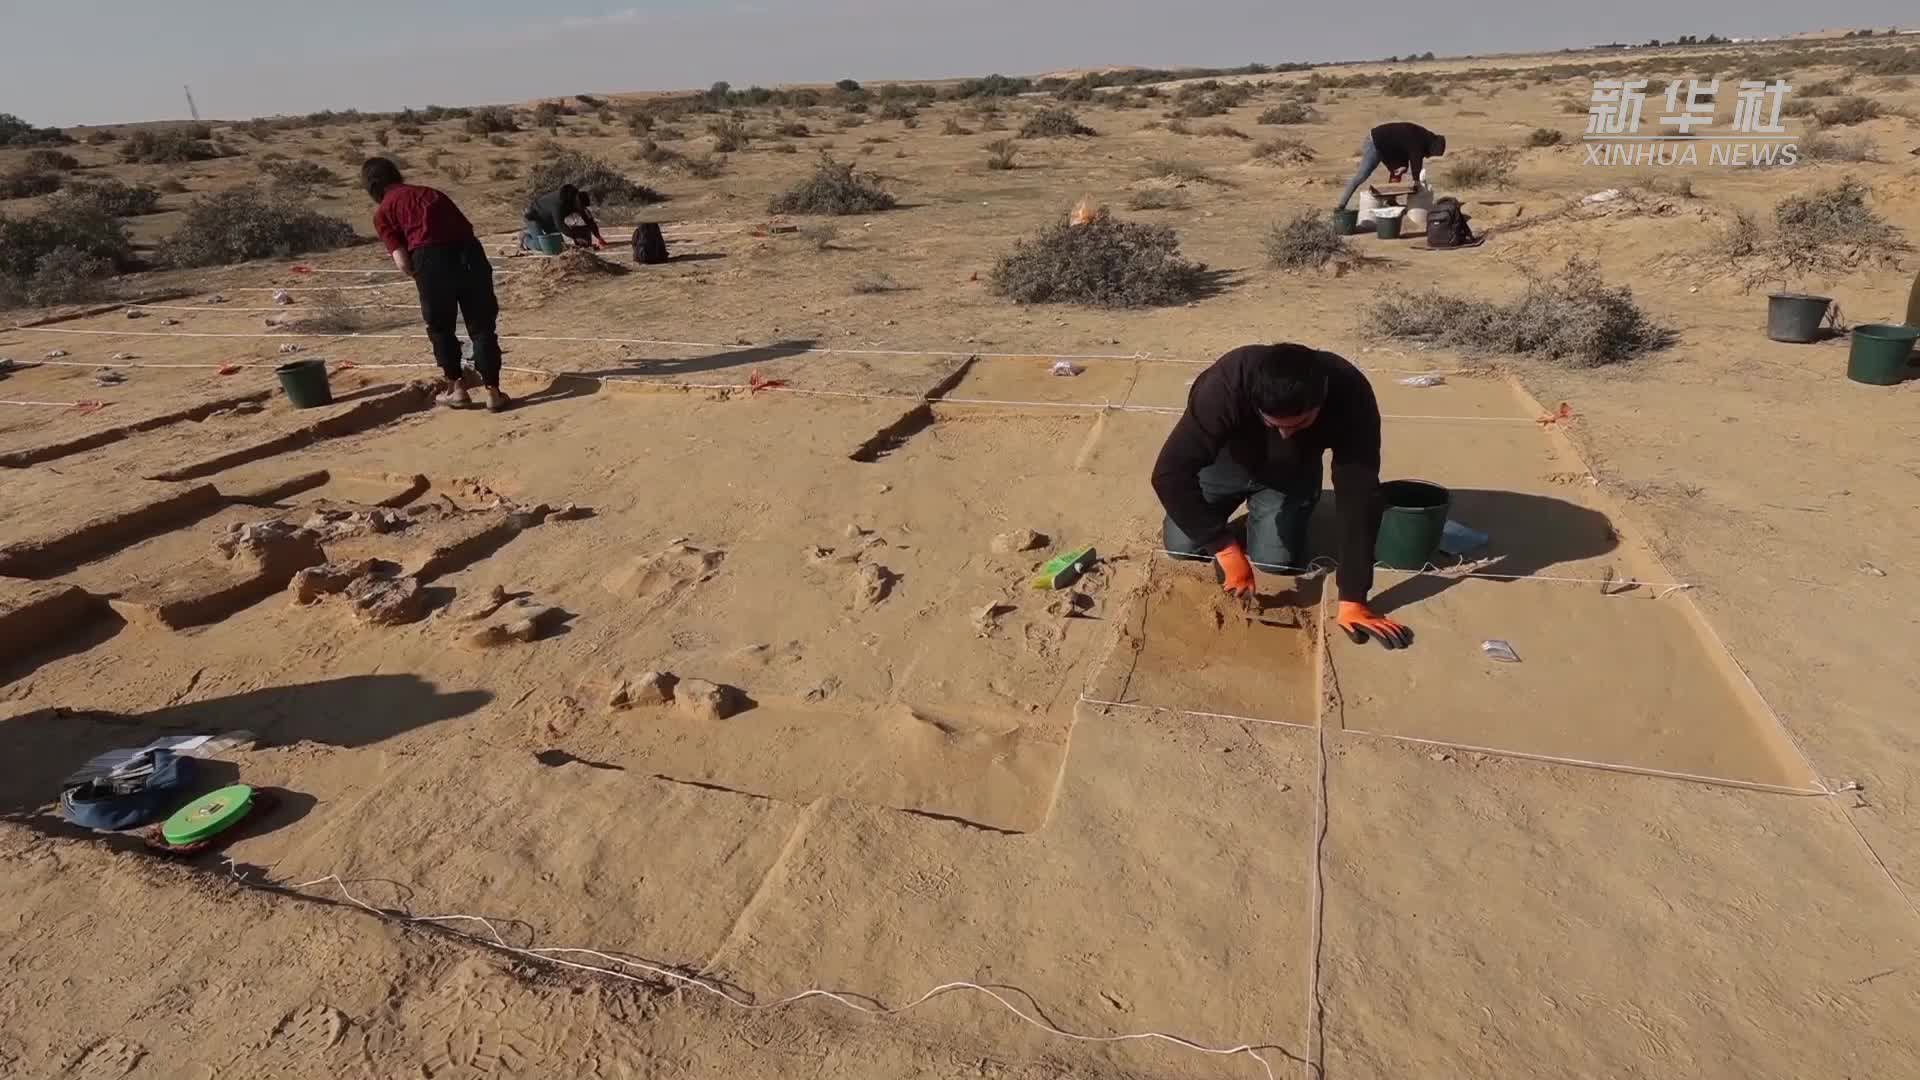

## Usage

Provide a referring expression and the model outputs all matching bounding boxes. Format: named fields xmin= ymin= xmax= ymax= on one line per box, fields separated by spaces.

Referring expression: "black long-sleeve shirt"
xmin=1370 ymin=121 xmax=1442 ymax=181
xmin=525 ymin=188 xmax=601 ymax=241
xmin=1151 ymin=346 xmax=1383 ymax=602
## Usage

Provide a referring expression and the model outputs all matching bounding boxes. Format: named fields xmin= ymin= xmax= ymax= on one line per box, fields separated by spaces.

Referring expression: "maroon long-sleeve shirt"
xmin=372 ymin=183 xmax=475 ymax=253
xmin=1151 ymin=346 xmax=1383 ymax=602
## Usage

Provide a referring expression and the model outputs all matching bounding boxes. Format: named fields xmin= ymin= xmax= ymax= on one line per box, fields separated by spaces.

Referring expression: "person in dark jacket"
xmin=523 ymin=184 xmax=605 ymax=251
xmin=1336 ymin=122 xmax=1447 ymax=210
xmin=362 ymin=157 xmax=511 ymax=412
xmin=1151 ymin=343 xmax=1412 ymax=649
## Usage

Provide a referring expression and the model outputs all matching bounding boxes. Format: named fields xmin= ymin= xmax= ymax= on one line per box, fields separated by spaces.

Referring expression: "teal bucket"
xmin=1373 ymin=212 xmax=1405 ymax=240
xmin=274 ymin=359 xmax=332 ymax=408
xmin=1331 ymin=208 xmax=1361 ymax=235
xmin=1847 ymin=323 xmax=1919 ymax=386
xmin=1375 ymin=480 xmax=1451 ymax=570
xmin=532 ymin=232 xmax=565 ymax=255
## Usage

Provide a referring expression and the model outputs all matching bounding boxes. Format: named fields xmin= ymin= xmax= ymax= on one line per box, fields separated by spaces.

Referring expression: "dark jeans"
xmin=413 ymin=238 xmax=500 ymax=388
xmin=1163 ymin=457 xmax=1322 ymax=572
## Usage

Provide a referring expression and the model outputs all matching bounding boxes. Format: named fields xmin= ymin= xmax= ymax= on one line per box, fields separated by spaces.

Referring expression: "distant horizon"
xmin=2 ymin=2 xmax=1914 ymax=128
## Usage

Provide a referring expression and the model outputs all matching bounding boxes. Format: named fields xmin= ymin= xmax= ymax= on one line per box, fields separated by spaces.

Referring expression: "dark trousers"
xmin=412 ymin=239 xmax=501 ymax=388
xmin=1163 ymin=457 xmax=1322 ymax=571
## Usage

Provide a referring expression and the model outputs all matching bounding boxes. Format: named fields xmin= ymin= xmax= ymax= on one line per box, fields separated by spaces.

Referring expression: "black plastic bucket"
xmin=275 ymin=359 xmax=332 ymax=408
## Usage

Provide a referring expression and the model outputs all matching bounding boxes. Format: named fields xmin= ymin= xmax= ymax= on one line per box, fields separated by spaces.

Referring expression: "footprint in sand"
xmin=67 ymin=1039 xmax=145 ymax=1079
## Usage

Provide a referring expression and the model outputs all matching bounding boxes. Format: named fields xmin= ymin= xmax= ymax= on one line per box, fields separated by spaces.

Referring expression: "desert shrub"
xmin=287 ymin=288 xmax=364 ymax=334
xmin=577 ymin=94 xmax=606 ymax=109
xmin=1164 ymin=119 xmax=1194 ymax=135
xmin=799 ymin=222 xmax=838 ymax=250
xmin=490 ymin=163 xmax=518 ymax=181
xmin=0 ymin=200 xmax=132 ymax=285
xmin=1798 ymin=77 xmax=1852 ymax=97
xmin=156 ymin=186 xmax=356 ymax=267
xmin=0 ymin=114 xmax=72 ymax=146
xmin=1264 ymin=210 xmax=1351 ymax=270
xmin=1175 ymin=97 xmax=1227 ymax=119
xmin=1771 ymin=178 xmax=1898 ymax=264
xmin=1558 ymin=97 xmax=1589 ymax=115
xmin=771 ymin=142 xmax=799 ymax=154
xmin=941 ymin=117 xmax=971 ymax=136
xmin=984 ymin=139 xmax=1019 ymax=170
xmin=990 ymin=208 xmax=1209 ymax=308
xmin=1799 ymin=132 xmax=1877 ymax=163
xmin=1019 ymin=108 xmax=1096 ymax=138
xmin=1525 ymin=127 xmax=1566 ymax=147
xmin=1718 ymin=210 xmax=1760 ymax=258
xmin=1781 ymin=98 xmax=1818 ymax=118
xmin=851 ymin=270 xmax=902 ymax=293
xmin=1258 ymin=102 xmax=1318 ymax=125
xmin=769 ymin=155 xmax=895 ymax=214
xmin=1851 ymin=47 xmax=1920 ymax=77
xmin=83 ymin=130 xmax=117 ymax=145
xmin=681 ymin=154 xmax=727 ymax=179
xmin=120 ymin=128 xmax=222 ymax=163
xmin=20 ymin=246 xmax=115 ymax=306
xmin=442 ymin=160 xmax=474 ymax=182
xmin=1383 ymin=73 xmax=1436 ymax=98
xmin=1140 ymin=158 xmax=1220 ymax=185
xmin=1250 ymin=138 xmax=1315 ymax=164
xmin=1204 ymin=124 xmax=1250 ymax=140
xmin=58 ymin=179 xmax=162 ymax=216
xmin=1441 ymin=146 xmax=1517 ymax=188
xmin=0 ymin=169 xmax=61 ymax=199
xmin=707 ymin=119 xmax=751 ymax=151
xmin=22 ymin=149 xmax=79 ymax=171
xmin=878 ymin=101 xmax=918 ymax=122
xmin=637 ymin=139 xmax=682 ymax=167
xmin=626 ymin=109 xmax=657 ymax=135
xmin=1127 ymin=188 xmax=1190 ymax=211
xmin=524 ymin=148 xmax=665 ymax=206
xmin=1368 ymin=257 xmax=1672 ymax=367
xmin=1641 ymin=175 xmax=1695 ymax=199
xmin=259 ymin=159 xmax=340 ymax=193
xmin=532 ymin=102 xmax=570 ymax=128
xmin=1816 ymin=96 xmax=1883 ymax=126
xmin=465 ymin=106 xmax=518 ymax=135
xmin=776 ymin=122 xmax=811 ymax=138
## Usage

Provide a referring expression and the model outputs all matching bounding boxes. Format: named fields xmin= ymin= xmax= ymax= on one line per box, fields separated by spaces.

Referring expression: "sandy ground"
xmin=4 ymin=41 xmax=1920 ymax=1080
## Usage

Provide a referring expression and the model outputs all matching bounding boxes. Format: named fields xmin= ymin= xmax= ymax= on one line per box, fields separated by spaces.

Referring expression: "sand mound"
xmin=501 ymin=249 xmax=630 ymax=303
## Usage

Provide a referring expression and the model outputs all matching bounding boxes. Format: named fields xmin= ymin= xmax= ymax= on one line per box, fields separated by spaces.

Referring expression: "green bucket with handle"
xmin=1375 ymin=479 xmax=1451 ymax=570
xmin=274 ymin=359 xmax=332 ymax=408
xmin=1331 ymin=208 xmax=1360 ymax=235
xmin=1847 ymin=323 xmax=1918 ymax=386
xmin=1373 ymin=212 xmax=1405 ymax=240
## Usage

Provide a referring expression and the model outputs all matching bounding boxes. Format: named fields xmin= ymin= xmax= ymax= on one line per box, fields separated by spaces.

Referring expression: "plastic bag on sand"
xmin=1398 ymin=374 xmax=1446 ymax=388
xmin=1050 ymin=360 xmax=1082 ymax=376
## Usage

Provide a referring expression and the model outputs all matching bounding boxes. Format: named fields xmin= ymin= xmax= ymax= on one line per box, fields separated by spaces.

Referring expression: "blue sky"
xmin=2 ymin=1 xmax=1913 ymax=126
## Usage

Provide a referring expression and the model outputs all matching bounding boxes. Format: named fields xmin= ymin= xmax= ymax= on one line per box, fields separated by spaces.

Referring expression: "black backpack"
xmin=1426 ymin=197 xmax=1474 ymax=249
xmin=633 ymin=223 xmax=669 ymax=265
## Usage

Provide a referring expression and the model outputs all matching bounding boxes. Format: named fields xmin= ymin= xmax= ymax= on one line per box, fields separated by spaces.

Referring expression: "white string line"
xmin=1077 ymin=695 xmax=1316 ymax=731
xmin=286 ymin=874 xmax=1281 ymax=1080
xmin=1158 ymin=549 xmax=1695 ymax=592
xmin=0 ymin=399 xmax=91 ymax=407
xmin=1303 ymin=675 xmax=1330 ymax=1080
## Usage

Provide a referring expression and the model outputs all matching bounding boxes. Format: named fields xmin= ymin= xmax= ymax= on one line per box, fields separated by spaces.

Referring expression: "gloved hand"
xmin=1337 ymin=601 xmax=1412 ymax=649
xmin=592 ymin=235 xmax=607 ymax=251
xmin=1215 ymin=542 xmax=1255 ymax=598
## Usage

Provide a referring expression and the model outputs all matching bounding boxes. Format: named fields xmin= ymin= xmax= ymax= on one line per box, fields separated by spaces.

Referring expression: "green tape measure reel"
xmin=161 ymin=784 xmax=254 ymax=846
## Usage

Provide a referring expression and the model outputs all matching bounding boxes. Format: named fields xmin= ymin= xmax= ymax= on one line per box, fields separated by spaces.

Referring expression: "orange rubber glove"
xmin=1337 ymin=601 xmax=1412 ymax=649
xmin=1215 ymin=542 xmax=1256 ymax=598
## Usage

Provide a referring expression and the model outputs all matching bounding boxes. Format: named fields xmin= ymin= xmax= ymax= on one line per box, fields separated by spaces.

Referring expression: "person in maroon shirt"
xmin=360 ymin=157 xmax=510 ymax=412
xmin=1152 ymin=343 xmax=1412 ymax=649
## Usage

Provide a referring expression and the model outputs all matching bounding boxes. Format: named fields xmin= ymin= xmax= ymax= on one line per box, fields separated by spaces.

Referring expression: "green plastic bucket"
xmin=1847 ymin=323 xmax=1919 ymax=386
xmin=1766 ymin=292 xmax=1831 ymax=343
xmin=532 ymin=231 xmax=565 ymax=255
xmin=1374 ymin=212 xmax=1405 ymax=240
xmin=1331 ymin=208 xmax=1360 ymax=235
xmin=275 ymin=359 xmax=332 ymax=408
xmin=1375 ymin=479 xmax=1451 ymax=570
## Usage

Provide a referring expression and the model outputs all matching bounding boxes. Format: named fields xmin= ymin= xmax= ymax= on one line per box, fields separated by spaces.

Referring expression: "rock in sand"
xmin=609 ymin=670 xmax=673 ymax=709
xmin=674 ymin=678 xmax=740 ymax=721
xmin=852 ymin=563 xmax=893 ymax=606
xmin=991 ymin=529 xmax=1046 ymax=554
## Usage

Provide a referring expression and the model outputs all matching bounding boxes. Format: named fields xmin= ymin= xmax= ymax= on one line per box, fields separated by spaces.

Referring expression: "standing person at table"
xmin=1335 ymin=121 xmax=1447 ymax=211
xmin=523 ymin=184 xmax=606 ymax=251
xmin=1151 ymin=343 xmax=1412 ymax=650
xmin=361 ymin=157 xmax=511 ymax=413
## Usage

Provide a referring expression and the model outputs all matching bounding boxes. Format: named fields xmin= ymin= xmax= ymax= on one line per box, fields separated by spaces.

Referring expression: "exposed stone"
xmin=991 ymin=528 xmax=1046 ymax=555
xmin=674 ymin=678 xmax=739 ymax=721
xmin=289 ymin=559 xmax=376 ymax=605
xmin=609 ymin=670 xmax=672 ymax=710
xmin=449 ymin=584 xmax=510 ymax=622
xmin=972 ymin=602 xmax=1014 ymax=636
xmin=552 ymin=502 xmax=593 ymax=521
xmin=852 ymin=563 xmax=893 ymax=607
xmin=213 ymin=520 xmax=326 ymax=579
xmin=345 ymin=574 xmax=426 ymax=626
xmin=462 ymin=596 xmax=558 ymax=647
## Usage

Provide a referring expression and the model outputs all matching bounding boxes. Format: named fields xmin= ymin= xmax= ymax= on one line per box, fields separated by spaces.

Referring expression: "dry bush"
xmin=442 ymin=160 xmax=474 ymax=183
xmin=1368 ymin=257 xmax=1672 ymax=367
xmin=1383 ymin=73 xmax=1436 ymax=98
xmin=1258 ymin=103 xmax=1319 ymax=125
xmin=156 ymin=186 xmax=356 ymax=267
xmin=59 ymin=179 xmax=162 ymax=216
xmin=0 ymin=113 xmax=72 ymax=147
xmin=1558 ymin=97 xmax=1589 ymax=115
xmin=288 ymin=288 xmax=364 ymax=334
xmin=772 ymin=142 xmax=799 ymax=154
xmin=22 ymin=149 xmax=79 ymax=171
xmin=0 ymin=199 xmax=133 ymax=301
xmin=532 ymin=101 xmax=569 ymax=128
xmin=681 ymin=154 xmax=727 ymax=179
xmin=707 ymin=119 xmax=751 ymax=151
xmin=1799 ymin=132 xmax=1877 ymax=163
xmin=120 ymin=128 xmax=222 ymax=163
xmin=990 ymin=208 xmax=1209 ymax=308
xmin=0 ymin=169 xmax=61 ymax=199
xmin=1718 ymin=210 xmax=1760 ymax=258
xmin=259 ymin=159 xmax=340 ymax=193
xmin=1770 ymin=178 xmax=1902 ymax=269
xmin=83 ymin=130 xmax=117 ymax=146
xmin=1204 ymin=123 xmax=1250 ymax=140
xmin=1250 ymin=138 xmax=1315 ymax=165
xmin=1640 ymin=175 xmax=1695 ymax=199
xmin=1165 ymin=119 xmax=1194 ymax=135
xmin=984 ymin=139 xmax=1019 ymax=170
xmin=490 ymin=163 xmax=518 ymax=181
xmin=800 ymin=222 xmax=838 ymax=250
xmin=851 ymin=270 xmax=902 ymax=293
xmin=524 ymin=149 xmax=665 ymax=207
xmin=464 ymin=107 xmax=518 ymax=135
xmin=1019 ymin=108 xmax=1096 ymax=138
xmin=1816 ymin=96 xmax=1884 ymax=126
xmin=1140 ymin=158 xmax=1222 ymax=185
xmin=1441 ymin=146 xmax=1517 ymax=188
xmin=1798 ymin=77 xmax=1852 ymax=97
xmin=776 ymin=121 xmax=811 ymax=138
xmin=768 ymin=155 xmax=896 ymax=215
xmin=22 ymin=246 xmax=116 ymax=306
xmin=1264 ymin=210 xmax=1350 ymax=270
xmin=1525 ymin=127 xmax=1566 ymax=147
xmin=1781 ymin=98 xmax=1818 ymax=118
xmin=942 ymin=117 xmax=971 ymax=136
xmin=1127 ymin=188 xmax=1190 ymax=211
